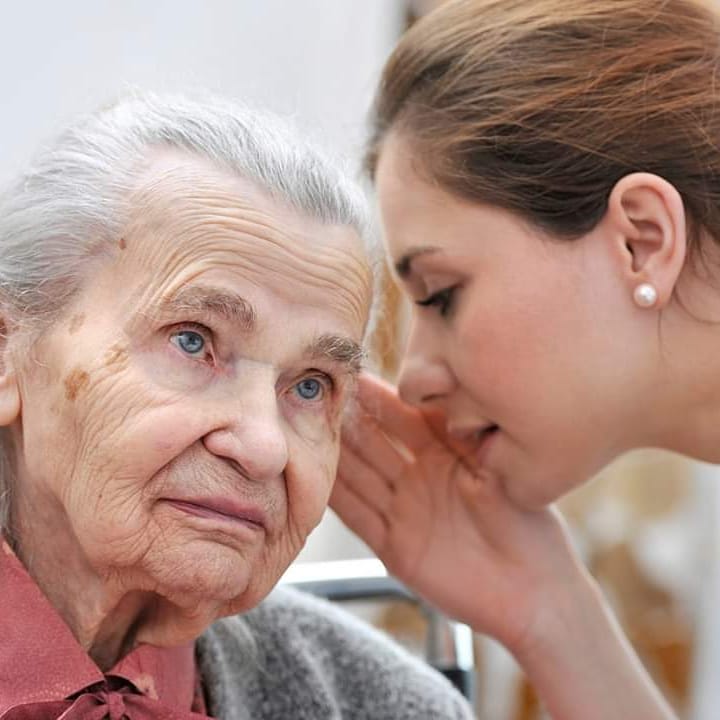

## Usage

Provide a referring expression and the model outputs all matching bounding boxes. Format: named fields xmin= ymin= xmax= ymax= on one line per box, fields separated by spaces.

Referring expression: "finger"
xmin=343 ymin=404 xmax=414 ymax=463
xmin=337 ymin=443 xmax=395 ymax=512
xmin=454 ymin=467 xmax=550 ymax=554
xmin=455 ymin=465 xmax=499 ymax=513
xmin=346 ymin=373 xmax=434 ymax=453
xmin=330 ymin=476 xmax=388 ymax=554
xmin=342 ymin=414 xmax=411 ymax=483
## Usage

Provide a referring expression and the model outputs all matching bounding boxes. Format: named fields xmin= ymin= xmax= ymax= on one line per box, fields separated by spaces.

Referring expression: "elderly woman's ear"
xmin=0 ymin=318 xmax=20 ymax=427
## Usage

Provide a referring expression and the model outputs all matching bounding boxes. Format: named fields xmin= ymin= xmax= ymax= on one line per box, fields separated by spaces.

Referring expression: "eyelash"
xmin=416 ymin=286 xmax=458 ymax=318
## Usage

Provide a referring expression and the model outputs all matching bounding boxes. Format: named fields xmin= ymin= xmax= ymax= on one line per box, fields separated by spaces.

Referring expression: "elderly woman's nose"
xmin=397 ymin=324 xmax=455 ymax=407
xmin=203 ymin=390 xmax=289 ymax=481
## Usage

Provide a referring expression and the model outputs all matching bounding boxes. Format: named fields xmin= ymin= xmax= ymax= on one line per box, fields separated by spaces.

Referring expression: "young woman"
xmin=331 ymin=1 xmax=720 ymax=717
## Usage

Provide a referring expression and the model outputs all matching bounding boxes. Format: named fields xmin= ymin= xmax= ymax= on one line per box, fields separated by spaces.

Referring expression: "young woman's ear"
xmin=603 ymin=172 xmax=687 ymax=309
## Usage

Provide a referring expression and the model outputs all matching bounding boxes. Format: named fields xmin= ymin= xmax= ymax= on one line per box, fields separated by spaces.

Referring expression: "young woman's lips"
xmin=163 ymin=497 xmax=267 ymax=532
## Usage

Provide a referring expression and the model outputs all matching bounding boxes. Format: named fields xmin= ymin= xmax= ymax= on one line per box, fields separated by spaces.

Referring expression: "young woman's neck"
xmin=641 ymin=267 xmax=720 ymax=462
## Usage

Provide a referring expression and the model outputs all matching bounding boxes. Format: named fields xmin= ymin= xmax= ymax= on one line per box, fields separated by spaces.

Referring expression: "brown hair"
xmin=368 ymin=0 xmax=720 ymax=250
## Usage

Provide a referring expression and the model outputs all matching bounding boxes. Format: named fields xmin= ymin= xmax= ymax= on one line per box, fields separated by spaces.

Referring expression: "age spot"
xmin=64 ymin=368 xmax=89 ymax=400
xmin=68 ymin=313 xmax=85 ymax=335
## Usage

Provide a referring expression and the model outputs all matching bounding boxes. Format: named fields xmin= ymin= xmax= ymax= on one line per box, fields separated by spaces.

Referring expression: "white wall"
xmin=0 ymin=1 xmax=403 ymax=182
xmin=0 ymin=0 xmax=404 ymax=561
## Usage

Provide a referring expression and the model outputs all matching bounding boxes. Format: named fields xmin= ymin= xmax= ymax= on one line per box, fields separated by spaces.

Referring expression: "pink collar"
xmin=0 ymin=538 xmax=199 ymax=715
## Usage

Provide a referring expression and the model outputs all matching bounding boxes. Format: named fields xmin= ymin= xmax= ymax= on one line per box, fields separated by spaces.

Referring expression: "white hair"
xmin=0 ymin=90 xmax=379 ymax=531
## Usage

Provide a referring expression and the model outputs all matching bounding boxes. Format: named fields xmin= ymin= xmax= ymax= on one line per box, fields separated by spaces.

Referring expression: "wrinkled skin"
xmin=4 ymin=151 xmax=372 ymax=668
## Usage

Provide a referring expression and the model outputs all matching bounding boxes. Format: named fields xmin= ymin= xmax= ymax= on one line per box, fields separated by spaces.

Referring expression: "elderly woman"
xmin=0 ymin=94 xmax=473 ymax=719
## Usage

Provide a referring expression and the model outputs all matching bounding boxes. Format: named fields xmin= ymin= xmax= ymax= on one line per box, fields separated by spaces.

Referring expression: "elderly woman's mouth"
xmin=160 ymin=497 xmax=268 ymax=532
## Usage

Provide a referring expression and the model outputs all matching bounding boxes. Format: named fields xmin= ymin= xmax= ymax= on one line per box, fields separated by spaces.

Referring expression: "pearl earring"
xmin=633 ymin=283 xmax=658 ymax=308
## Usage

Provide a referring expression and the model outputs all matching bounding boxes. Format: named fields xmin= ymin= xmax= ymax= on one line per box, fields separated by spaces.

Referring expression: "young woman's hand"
xmin=331 ymin=373 xmax=589 ymax=655
xmin=331 ymin=376 xmax=608 ymax=652
xmin=332 ymin=374 xmax=677 ymax=720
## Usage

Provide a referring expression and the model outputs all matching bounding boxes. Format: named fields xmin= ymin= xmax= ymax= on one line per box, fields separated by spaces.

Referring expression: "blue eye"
xmin=295 ymin=377 xmax=324 ymax=401
xmin=172 ymin=330 xmax=205 ymax=356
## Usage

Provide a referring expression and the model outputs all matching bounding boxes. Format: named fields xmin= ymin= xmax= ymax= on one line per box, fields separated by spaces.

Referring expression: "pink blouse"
xmin=0 ymin=538 xmax=212 ymax=719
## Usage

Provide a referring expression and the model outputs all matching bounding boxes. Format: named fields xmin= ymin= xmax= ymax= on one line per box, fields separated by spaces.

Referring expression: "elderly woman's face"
xmin=8 ymin=153 xmax=372 ymax=620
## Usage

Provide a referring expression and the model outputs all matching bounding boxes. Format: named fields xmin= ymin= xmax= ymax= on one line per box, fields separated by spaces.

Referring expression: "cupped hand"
xmin=331 ymin=373 xmax=593 ymax=656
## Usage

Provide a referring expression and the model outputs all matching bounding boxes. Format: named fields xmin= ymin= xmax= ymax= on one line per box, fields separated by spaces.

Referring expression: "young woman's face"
xmin=375 ymin=133 xmax=657 ymax=508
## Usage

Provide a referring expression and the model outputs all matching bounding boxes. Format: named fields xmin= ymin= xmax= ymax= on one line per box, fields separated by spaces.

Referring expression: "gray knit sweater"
xmin=197 ymin=586 xmax=475 ymax=719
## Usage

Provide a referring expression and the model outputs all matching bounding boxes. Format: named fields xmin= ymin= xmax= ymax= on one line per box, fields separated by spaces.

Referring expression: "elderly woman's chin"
xmin=114 ymin=525 xmax=287 ymax=618
xmin=155 ymin=542 xmax=264 ymax=606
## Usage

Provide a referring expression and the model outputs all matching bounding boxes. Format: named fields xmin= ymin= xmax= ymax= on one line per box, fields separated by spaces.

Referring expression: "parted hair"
xmin=368 ymin=0 xmax=720 ymax=252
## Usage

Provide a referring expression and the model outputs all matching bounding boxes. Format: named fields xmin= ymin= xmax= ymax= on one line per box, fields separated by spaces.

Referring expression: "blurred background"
xmin=2 ymin=1 xmax=719 ymax=718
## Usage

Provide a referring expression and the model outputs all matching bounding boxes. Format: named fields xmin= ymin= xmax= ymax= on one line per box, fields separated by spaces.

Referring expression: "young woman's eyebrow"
xmin=157 ymin=284 xmax=256 ymax=330
xmin=304 ymin=334 xmax=365 ymax=376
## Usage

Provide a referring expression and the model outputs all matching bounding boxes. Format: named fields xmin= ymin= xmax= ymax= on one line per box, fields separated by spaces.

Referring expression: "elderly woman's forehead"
xmin=130 ymin=149 xmax=285 ymax=218
xmin=123 ymin=149 xmax=366 ymax=256
xmin=110 ymin=148 xmax=373 ymax=334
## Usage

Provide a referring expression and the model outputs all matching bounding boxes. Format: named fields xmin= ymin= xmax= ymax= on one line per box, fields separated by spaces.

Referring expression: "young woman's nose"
xmin=397 ymin=321 xmax=455 ymax=408
xmin=203 ymin=381 xmax=289 ymax=482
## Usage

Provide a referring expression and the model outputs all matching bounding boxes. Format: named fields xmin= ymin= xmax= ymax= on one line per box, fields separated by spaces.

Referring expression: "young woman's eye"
xmin=170 ymin=327 xmax=211 ymax=359
xmin=416 ymin=286 xmax=457 ymax=317
xmin=294 ymin=377 xmax=326 ymax=402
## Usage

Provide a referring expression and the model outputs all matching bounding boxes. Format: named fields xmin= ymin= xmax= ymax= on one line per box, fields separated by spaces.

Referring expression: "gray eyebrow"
xmin=305 ymin=334 xmax=365 ymax=375
xmin=394 ymin=246 xmax=440 ymax=279
xmin=160 ymin=284 xmax=256 ymax=330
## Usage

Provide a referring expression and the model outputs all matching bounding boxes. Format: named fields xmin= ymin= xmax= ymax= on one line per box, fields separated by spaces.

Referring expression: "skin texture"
xmin=329 ymin=131 xmax=720 ymax=719
xmin=2 ymin=151 xmax=372 ymax=670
